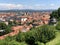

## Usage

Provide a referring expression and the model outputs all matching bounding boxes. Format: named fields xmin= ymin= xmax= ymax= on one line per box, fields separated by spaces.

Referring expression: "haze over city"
xmin=0 ymin=0 xmax=60 ymax=10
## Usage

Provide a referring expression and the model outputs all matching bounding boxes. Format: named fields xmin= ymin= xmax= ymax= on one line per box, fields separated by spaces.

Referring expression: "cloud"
xmin=0 ymin=3 xmax=24 ymax=10
xmin=49 ymin=3 xmax=60 ymax=9
xmin=50 ymin=4 xmax=55 ymax=7
xmin=0 ymin=3 xmax=45 ymax=10
xmin=0 ymin=3 xmax=59 ymax=10
xmin=0 ymin=3 xmax=36 ymax=10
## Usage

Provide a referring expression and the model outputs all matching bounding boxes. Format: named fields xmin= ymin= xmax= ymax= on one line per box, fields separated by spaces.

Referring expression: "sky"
xmin=0 ymin=0 xmax=60 ymax=10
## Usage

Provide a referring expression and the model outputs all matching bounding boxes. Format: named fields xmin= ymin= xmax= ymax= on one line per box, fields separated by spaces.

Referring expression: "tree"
xmin=8 ymin=21 xmax=13 ymax=26
xmin=8 ymin=20 xmax=18 ymax=26
xmin=26 ymin=36 xmax=35 ymax=45
xmin=16 ymin=28 xmax=39 ymax=45
xmin=16 ymin=32 xmax=26 ymax=42
xmin=50 ymin=11 xmax=58 ymax=19
xmin=0 ymin=22 xmax=12 ymax=35
xmin=13 ymin=20 xmax=18 ymax=26
xmin=0 ymin=22 xmax=7 ymax=30
xmin=25 ymin=31 xmax=36 ymax=45
xmin=50 ymin=8 xmax=60 ymax=21
xmin=58 ymin=8 xmax=60 ymax=17
xmin=5 ymin=26 xmax=12 ymax=34
xmin=37 ymin=25 xmax=56 ymax=45
xmin=16 ymin=25 xmax=56 ymax=45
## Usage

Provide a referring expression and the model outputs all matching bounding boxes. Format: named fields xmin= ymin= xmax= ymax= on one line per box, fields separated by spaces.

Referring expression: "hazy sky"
xmin=0 ymin=0 xmax=60 ymax=10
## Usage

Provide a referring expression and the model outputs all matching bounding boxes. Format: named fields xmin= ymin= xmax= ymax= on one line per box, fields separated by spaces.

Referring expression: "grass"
xmin=55 ymin=42 xmax=60 ymax=45
xmin=46 ymin=31 xmax=60 ymax=45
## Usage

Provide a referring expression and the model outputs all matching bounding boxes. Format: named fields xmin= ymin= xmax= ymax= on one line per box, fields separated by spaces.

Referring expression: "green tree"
xmin=16 ymin=32 xmax=26 ymax=42
xmin=37 ymin=25 xmax=56 ymax=45
xmin=16 ymin=29 xmax=39 ymax=45
xmin=50 ymin=7 xmax=60 ymax=21
xmin=5 ymin=26 xmax=12 ymax=34
xmin=25 ymin=36 xmax=35 ymax=45
xmin=0 ymin=22 xmax=7 ymax=30
xmin=0 ymin=22 xmax=12 ymax=35
xmin=50 ymin=11 xmax=58 ymax=19
xmin=58 ymin=8 xmax=60 ymax=17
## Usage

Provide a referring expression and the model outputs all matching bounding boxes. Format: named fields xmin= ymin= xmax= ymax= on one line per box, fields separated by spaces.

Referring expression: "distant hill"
xmin=0 ymin=9 xmax=56 ymax=13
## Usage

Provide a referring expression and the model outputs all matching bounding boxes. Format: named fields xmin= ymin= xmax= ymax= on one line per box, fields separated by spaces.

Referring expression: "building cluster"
xmin=0 ymin=12 xmax=50 ymax=25
xmin=0 ymin=11 xmax=50 ymax=32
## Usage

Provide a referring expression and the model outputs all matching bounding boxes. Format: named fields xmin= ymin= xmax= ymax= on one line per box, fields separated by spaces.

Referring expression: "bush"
xmin=16 ymin=29 xmax=39 ymax=45
xmin=0 ymin=22 xmax=7 ymax=30
xmin=7 ymin=40 xmax=21 ymax=45
xmin=38 ymin=25 xmax=56 ymax=45
xmin=5 ymin=36 xmax=16 ymax=42
xmin=0 ymin=22 xmax=12 ymax=36
xmin=56 ymin=21 xmax=60 ymax=30
xmin=16 ymin=25 xmax=56 ymax=45
xmin=0 ymin=39 xmax=27 ymax=45
xmin=0 ymin=40 xmax=8 ymax=45
xmin=5 ymin=26 xmax=12 ymax=34
xmin=25 ymin=36 xmax=35 ymax=45
xmin=16 ymin=32 xmax=26 ymax=42
xmin=25 ymin=31 xmax=36 ymax=45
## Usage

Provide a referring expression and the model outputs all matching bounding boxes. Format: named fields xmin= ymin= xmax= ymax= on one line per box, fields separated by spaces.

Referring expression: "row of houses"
xmin=0 ymin=12 xmax=50 ymax=25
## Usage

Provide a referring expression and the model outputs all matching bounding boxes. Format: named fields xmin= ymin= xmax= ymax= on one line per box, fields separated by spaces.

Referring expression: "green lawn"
xmin=46 ymin=31 xmax=60 ymax=45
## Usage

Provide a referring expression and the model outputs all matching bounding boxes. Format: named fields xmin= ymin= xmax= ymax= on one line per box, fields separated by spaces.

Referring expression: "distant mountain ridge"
xmin=0 ymin=9 xmax=56 ymax=12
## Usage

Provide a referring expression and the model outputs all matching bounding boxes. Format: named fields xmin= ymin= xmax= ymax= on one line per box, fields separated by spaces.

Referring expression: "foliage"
xmin=16 ymin=32 xmax=26 ymax=42
xmin=0 ymin=23 xmax=57 ymax=45
xmin=0 ymin=40 xmax=8 ymax=45
xmin=8 ymin=21 xmax=13 ymax=26
xmin=37 ymin=25 xmax=56 ymax=45
xmin=16 ymin=25 xmax=56 ymax=45
xmin=50 ymin=7 xmax=60 ymax=21
xmin=58 ymin=8 xmax=60 ymax=17
xmin=0 ymin=22 xmax=7 ymax=30
xmin=16 ymin=28 xmax=40 ymax=45
xmin=25 ymin=31 xmax=38 ymax=45
xmin=8 ymin=20 xmax=18 ymax=26
xmin=50 ymin=11 xmax=58 ymax=19
xmin=5 ymin=36 xmax=16 ymax=42
xmin=56 ymin=21 xmax=60 ymax=30
xmin=0 ymin=39 xmax=27 ymax=45
xmin=25 ymin=36 xmax=35 ymax=45
xmin=0 ymin=22 xmax=12 ymax=36
xmin=5 ymin=25 xmax=12 ymax=34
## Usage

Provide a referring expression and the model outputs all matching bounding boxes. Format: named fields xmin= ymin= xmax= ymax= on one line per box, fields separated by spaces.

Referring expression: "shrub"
xmin=56 ymin=21 xmax=60 ymax=30
xmin=0 ymin=22 xmax=12 ymax=36
xmin=38 ymin=25 xmax=56 ymax=45
xmin=25 ymin=36 xmax=35 ymax=45
xmin=0 ymin=39 xmax=27 ymax=45
xmin=5 ymin=36 xmax=16 ymax=42
xmin=16 ymin=32 xmax=26 ymax=42
xmin=0 ymin=22 xmax=7 ymax=30
xmin=16 ymin=29 xmax=39 ymax=45
xmin=5 ymin=26 xmax=12 ymax=34
xmin=7 ymin=40 xmax=21 ymax=45
xmin=16 ymin=25 xmax=56 ymax=45
xmin=0 ymin=39 xmax=9 ymax=45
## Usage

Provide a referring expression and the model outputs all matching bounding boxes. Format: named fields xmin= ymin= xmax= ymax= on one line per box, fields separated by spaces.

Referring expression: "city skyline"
xmin=0 ymin=0 xmax=60 ymax=10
